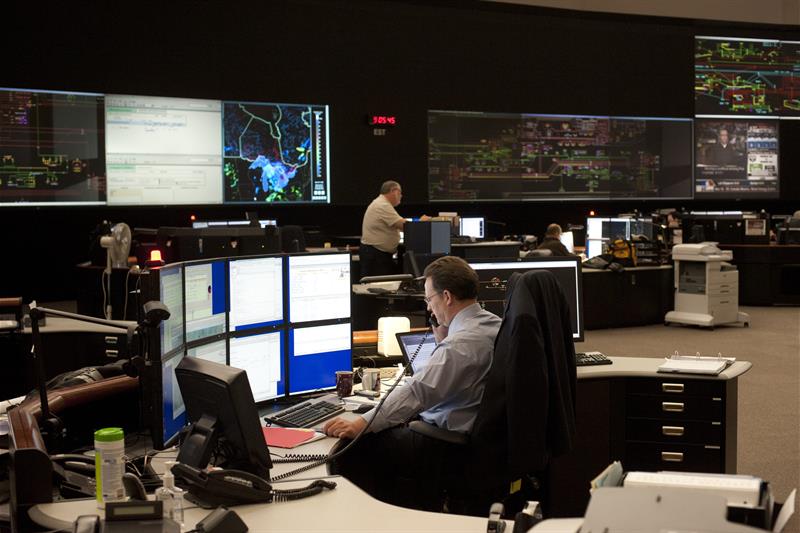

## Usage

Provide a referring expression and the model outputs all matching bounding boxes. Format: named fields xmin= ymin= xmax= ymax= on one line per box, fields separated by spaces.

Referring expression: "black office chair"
xmin=409 ymin=269 xmax=577 ymax=517
xmin=279 ymin=225 xmax=306 ymax=253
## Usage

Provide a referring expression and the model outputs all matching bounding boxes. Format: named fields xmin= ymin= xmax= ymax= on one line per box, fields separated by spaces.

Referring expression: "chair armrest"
xmin=408 ymin=420 xmax=469 ymax=445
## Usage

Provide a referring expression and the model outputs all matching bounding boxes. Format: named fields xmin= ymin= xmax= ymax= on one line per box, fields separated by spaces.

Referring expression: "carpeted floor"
xmin=576 ymin=305 xmax=800 ymax=532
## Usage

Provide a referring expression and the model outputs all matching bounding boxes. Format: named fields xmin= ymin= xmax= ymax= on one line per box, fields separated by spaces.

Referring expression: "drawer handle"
xmin=662 ymin=426 xmax=685 ymax=437
xmin=104 ymin=336 xmax=118 ymax=344
xmin=662 ymin=402 xmax=684 ymax=413
xmin=661 ymin=451 xmax=684 ymax=462
xmin=662 ymin=383 xmax=684 ymax=393
xmin=105 ymin=349 xmax=119 ymax=358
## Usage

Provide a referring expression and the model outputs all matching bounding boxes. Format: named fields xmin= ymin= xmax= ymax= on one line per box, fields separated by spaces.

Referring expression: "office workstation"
xmin=1 ymin=1 xmax=799 ymax=532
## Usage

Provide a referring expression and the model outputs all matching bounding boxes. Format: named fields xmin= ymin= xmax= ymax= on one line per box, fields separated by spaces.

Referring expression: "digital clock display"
xmin=367 ymin=115 xmax=397 ymax=126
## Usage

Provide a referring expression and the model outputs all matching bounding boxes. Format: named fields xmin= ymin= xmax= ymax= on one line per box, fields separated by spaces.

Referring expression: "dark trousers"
xmin=329 ymin=426 xmax=460 ymax=512
xmin=359 ymin=244 xmax=398 ymax=278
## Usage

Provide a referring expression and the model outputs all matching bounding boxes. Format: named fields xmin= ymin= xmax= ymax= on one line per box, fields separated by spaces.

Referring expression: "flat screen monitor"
xmin=187 ymin=339 xmax=227 ymax=365
xmin=585 ymin=217 xmax=632 ymax=258
xmin=0 ymin=87 xmax=106 ymax=206
xmin=175 ymin=356 xmax=272 ymax=479
xmin=695 ymin=36 xmax=800 ymax=117
xmin=694 ymin=118 xmax=779 ymax=198
xmin=159 ymin=351 xmax=187 ymax=448
xmin=105 ymin=94 xmax=223 ymax=205
xmin=185 ymin=260 xmax=227 ymax=344
xmin=287 ymin=323 xmax=352 ymax=396
xmin=159 ymin=264 xmax=185 ymax=357
xmin=559 ymin=231 xmax=575 ymax=254
xmin=288 ymin=252 xmax=351 ymax=323
xmin=228 ymin=256 xmax=283 ymax=331
xmin=222 ymin=100 xmax=330 ymax=204
xmin=459 ymin=217 xmax=485 ymax=239
xmin=469 ymin=257 xmax=584 ymax=341
xmin=395 ymin=331 xmax=437 ymax=375
xmin=230 ymin=331 xmax=285 ymax=403
xmin=428 ymin=110 xmax=693 ymax=201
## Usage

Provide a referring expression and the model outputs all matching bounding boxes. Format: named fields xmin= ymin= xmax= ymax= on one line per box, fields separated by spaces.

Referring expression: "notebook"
xmin=395 ymin=331 xmax=437 ymax=375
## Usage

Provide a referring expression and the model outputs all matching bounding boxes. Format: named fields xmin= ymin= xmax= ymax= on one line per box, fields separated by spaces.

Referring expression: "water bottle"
xmin=94 ymin=427 xmax=125 ymax=508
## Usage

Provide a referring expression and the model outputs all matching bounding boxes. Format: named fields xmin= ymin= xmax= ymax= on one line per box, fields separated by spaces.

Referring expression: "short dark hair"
xmin=545 ymin=223 xmax=562 ymax=238
xmin=423 ymin=256 xmax=478 ymax=301
xmin=380 ymin=180 xmax=401 ymax=194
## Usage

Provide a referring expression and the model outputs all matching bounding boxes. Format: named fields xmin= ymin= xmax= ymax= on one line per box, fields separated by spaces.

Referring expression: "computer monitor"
xmin=159 ymin=351 xmax=188 ymax=448
xmin=175 ymin=356 xmax=272 ymax=479
xmin=395 ymin=331 xmax=437 ymax=375
xmin=459 ymin=217 xmax=485 ymax=239
xmin=469 ymin=257 xmax=584 ymax=341
xmin=228 ymin=256 xmax=283 ymax=332
xmin=184 ymin=260 xmax=227 ymax=344
xmin=559 ymin=231 xmax=575 ymax=254
xmin=187 ymin=339 xmax=227 ymax=365
xmin=159 ymin=264 xmax=185 ymax=358
xmin=287 ymin=323 xmax=352 ymax=396
xmin=288 ymin=252 xmax=351 ymax=323
xmin=157 ymin=227 xmax=274 ymax=263
xmin=585 ymin=217 xmax=633 ymax=258
xmin=229 ymin=331 xmax=285 ymax=403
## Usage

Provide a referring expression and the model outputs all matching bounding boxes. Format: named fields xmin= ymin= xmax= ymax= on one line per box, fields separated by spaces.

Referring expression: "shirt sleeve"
xmin=376 ymin=202 xmax=404 ymax=228
xmin=362 ymin=339 xmax=485 ymax=433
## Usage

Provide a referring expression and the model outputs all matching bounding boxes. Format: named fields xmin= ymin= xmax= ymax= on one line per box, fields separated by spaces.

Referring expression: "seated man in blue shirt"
xmin=323 ymin=256 xmax=501 ymax=511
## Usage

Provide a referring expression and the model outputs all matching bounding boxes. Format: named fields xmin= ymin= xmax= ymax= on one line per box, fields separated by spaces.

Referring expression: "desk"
xmin=30 ymin=477 xmax=501 ymax=532
xmin=547 ymin=356 xmax=750 ymax=517
xmin=582 ymin=265 xmax=673 ymax=329
xmin=719 ymin=244 xmax=800 ymax=305
xmin=451 ymin=241 xmax=520 ymax=260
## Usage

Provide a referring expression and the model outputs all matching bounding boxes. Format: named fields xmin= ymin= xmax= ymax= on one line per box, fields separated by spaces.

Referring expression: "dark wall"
xmin=2 ymin=0 xmax=799 ymax=301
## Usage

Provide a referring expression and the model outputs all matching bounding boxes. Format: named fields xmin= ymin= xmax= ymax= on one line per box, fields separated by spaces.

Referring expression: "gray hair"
xmin=380 ymin=180 xmax=401 ymax=194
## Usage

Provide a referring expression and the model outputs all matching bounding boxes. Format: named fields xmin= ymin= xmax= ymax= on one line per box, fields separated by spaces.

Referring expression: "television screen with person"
xmin=175 ymin=356 xmax=272 ymax=479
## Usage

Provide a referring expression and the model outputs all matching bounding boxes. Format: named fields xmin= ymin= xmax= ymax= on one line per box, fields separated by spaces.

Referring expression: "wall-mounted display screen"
xmin=695 ymin=36 xmax=800 ymax=117
xmin=223 ymin=101 xmax=330 ymax=203
xmin=428 ymin=110 xmax=693 ymax=201
xmin=0 ymin=88 xmax=106 ymax=206
xmin=105 ymin=94 xmax=223 ymax=205
xmin=695 ymin=118 xmax=779 ymax=198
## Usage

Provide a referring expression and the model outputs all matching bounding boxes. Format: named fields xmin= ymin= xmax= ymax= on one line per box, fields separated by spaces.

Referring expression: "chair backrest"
xmin=279 ymin=225 xmax=306 ymax=253
xmin=470 ymin=269 xmax=577 ymax=486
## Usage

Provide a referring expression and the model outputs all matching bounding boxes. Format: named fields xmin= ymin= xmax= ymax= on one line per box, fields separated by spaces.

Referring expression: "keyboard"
xmin=264 ymin=394 xmax=345 ymax=428
xmin=576 ymin=351 xmax=612 ymax=366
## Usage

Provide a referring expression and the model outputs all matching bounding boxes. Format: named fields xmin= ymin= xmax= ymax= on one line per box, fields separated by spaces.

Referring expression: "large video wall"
xmin=0 ymin=89 xmax=331 ymax=206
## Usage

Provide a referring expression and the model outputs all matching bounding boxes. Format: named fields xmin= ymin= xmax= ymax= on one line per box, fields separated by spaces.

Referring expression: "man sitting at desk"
xmin=323 ymin=256 xmax=501 ymax=510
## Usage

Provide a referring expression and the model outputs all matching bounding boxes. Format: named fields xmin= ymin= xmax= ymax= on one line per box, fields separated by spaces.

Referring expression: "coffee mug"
xmin=360 ymin=368 xmax=381 ymax=393
xmin=335 ymin=370 xmax=354 ymax=398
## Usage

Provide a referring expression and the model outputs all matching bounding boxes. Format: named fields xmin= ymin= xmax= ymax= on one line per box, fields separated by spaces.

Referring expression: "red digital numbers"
xmin=368 ymin=115 xmax=397 ymax=126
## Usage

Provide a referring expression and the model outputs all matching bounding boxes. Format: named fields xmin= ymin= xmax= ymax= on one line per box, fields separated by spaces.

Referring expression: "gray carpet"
xmin=576 ymin=305 xmax=800 ymax=532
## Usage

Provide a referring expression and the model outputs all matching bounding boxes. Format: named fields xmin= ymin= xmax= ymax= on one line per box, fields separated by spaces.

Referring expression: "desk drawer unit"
xmin=623 ymin=377 xmax=736 ymax=474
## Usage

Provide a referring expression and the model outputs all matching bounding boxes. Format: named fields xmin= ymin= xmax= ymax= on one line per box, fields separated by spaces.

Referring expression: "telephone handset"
xmin=429 ymin=313 xmax=440 ymax=328
xmin=172 ymin=463 xmax=336 ymax=508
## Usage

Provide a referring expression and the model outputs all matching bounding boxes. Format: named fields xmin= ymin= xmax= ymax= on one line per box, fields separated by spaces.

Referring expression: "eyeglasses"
xmin=423 ymin=292 xmax=442 ymax=304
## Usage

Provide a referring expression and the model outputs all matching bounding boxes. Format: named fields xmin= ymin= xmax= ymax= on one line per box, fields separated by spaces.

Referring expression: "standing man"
xmin=324 ymin=256 xmax=501 ymax=510
xmin=537 ymin=223 xmax=571 ymax=256
xmin=707 ymin=127 xmax=740 ymax=166
xmin=360 ymin=180 xmax=426 ymax=277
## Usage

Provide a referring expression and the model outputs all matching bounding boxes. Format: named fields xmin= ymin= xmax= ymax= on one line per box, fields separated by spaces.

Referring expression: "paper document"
xmin=658 ymin=358 xmax=728 ymax=375
xmin=624 ymin=471 xmax=764 ymax=508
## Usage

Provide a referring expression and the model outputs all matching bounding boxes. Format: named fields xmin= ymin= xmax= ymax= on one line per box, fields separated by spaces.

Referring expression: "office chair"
xmin=279 ymin=225 xmax=306 ymax=253
xmin=409 ymin=270 xmax=577 ymax=517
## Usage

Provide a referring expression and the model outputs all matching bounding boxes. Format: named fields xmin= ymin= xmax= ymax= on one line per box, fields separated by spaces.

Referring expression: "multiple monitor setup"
xmin=0 ymin=89 xmax=330 ymax=206
xmin=141 ymin=251 xmax=352 ymax=448
xmin=585 ymin=217 xmax=658 ymax=259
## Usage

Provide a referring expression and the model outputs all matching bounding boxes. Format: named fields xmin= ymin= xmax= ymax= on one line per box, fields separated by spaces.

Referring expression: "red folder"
xmin=262 ymin=426 xmax=318 ymax=449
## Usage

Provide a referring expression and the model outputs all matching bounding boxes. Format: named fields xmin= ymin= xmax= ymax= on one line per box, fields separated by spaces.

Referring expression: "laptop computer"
xmin=395 ymin=331 xmax=437 ymax=375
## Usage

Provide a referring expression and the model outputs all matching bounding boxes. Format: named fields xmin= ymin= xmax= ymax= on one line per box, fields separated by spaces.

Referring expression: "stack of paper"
xmin=262 ymin=427 xmax=325 ymax=449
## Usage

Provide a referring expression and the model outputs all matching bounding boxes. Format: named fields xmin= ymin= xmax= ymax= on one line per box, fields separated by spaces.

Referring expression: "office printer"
xmin=671 ymin=242 xmax=733 ymax=262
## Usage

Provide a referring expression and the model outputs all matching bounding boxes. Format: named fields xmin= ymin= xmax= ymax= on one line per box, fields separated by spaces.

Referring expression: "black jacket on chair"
xmin=470 ymin=269 xmax=577 ymax=486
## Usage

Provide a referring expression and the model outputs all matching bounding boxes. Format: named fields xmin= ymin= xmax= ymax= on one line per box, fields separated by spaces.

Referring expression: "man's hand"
xmin=419 ymin=214 xmax=432 ymax=221
xmin=323 ymin=416 xmax=368 ymax=439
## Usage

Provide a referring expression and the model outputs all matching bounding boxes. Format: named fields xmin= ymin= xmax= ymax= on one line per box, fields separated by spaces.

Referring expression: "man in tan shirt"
xmin=359 ymin=180 xmax=415 ymax=277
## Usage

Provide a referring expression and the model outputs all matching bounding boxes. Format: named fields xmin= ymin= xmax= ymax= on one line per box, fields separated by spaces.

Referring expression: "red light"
xmin=190 ymin=214 xmax=196 ymax=221
xmin=589 ymin=210 xmax=596 ymax=216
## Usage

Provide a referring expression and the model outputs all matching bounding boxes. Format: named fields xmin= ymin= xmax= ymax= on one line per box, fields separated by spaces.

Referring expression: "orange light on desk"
xmin=146 ymin=249 xmax=165 ymax=267
xmin=189 ymin=214 xmax=196 ymax=221
xmin=589 ymin=210 xmax=596 ymax=216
